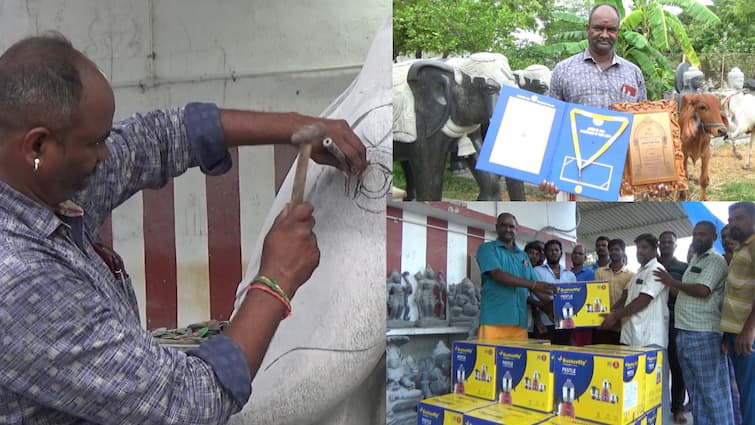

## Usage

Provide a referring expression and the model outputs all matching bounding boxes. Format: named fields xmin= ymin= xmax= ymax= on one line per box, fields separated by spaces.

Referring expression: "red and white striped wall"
xmin=100 ymin=146 xmax=296 ymax=330
xmin=386 ymin=202 xmax=577 ymax=286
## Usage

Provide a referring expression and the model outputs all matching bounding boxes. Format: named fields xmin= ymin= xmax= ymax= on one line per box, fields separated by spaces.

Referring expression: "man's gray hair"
xmin=0 ymin=32 xmax=83 ymax=135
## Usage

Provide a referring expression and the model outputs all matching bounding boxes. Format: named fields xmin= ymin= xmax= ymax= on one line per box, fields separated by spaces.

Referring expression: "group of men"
xmin=476 ymin=202 xmax=755 ymax=425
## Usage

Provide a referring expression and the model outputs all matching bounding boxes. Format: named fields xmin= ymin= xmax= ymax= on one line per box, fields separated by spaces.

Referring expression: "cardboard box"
xmin=463 ymin=404 xmax=554 ymax=424
xmin=417 ymin=393 xmax=496 ymax=425
xmin=554 ymin=281 xmax=611 ymax=329
xmin=539 ymin=417 xmax=611 ymax=424
xmin=640 ymin=405 xmax=660 ymax=425
xmin=495 ymin=344 xmax=554 ymax=413
xmin=452 ymin=339 xmax=551 ymax=401
xmin=552 ymin=347 xmax=643 ymax=424
xmin=588 ymin=345 xmax=662 ymax=411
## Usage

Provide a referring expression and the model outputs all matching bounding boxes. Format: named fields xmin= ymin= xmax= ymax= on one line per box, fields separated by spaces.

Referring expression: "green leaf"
xmin=549 ymin=30 xmax=586 ymax=42
xmin=661 ymin=0 xmax=721 ymax=25
xmin=623 ymin=31 xmax=650 ymax=50
xmin=541 ymin=40 xmax=588 ymax=55
xmin=621 ymin=10 xmax=644 ymax=31
xmin=667 ymin=13 xmax=700 ymax=66
xmin=647 ymin=3 xmax=670 ymax=51
xmin=551 ymin=11 xmax=587 ymax=25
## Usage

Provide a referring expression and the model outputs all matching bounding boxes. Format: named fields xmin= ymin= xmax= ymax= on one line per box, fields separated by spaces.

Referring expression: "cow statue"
xmin=679 ymin=93 xmax=729 ymax=200
xmin=722 ymin=91 xmax=755 ymax=169
xmin=229 ymin=17 xmax=391 ymax=425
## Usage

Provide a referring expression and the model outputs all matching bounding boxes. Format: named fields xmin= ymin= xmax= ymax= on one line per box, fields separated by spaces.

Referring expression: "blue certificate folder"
xmin=477 ymin=86 xmax=634 ymax=201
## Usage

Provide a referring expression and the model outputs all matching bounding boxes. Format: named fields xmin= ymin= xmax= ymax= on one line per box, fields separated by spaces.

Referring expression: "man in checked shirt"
xmin=0 ymin=33 xmax=365 ymax=424
xmin=540 ymin=3 xmax=648 ymax=200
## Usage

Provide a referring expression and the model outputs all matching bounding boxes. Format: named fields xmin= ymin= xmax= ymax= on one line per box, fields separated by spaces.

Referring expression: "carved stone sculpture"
xmin=728 ymin=67 xmax=745 ymax=90
xmin=682 ymin=66 xmax=705 ymax=94
xmin=229 ymin=17 xmax=390 ymax=425
xmin=414 ymin=266 xmax=447 ymax=327
xmin=418 ymin=341 xmax=453 ymax=398
xmin=514 ymin=64 xmax=552 ymax=95
xmin=387 ymin=269 xmax=415 ymax=328
xmin=386 ymin=336 xmax=423 ymax=425
xmin=448 ymin=277 xmax=481 ymax=328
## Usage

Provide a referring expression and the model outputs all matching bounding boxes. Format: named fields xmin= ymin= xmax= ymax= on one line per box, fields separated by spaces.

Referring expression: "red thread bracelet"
xmin=247 ymin=282 xmax=292 ymax=318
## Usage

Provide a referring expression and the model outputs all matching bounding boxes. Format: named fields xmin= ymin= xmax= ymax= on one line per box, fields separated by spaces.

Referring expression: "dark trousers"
xmin=592 ymin=329 xmax=620 ymax=345
xmin=669 ymin=323 xmax=687 ymax=413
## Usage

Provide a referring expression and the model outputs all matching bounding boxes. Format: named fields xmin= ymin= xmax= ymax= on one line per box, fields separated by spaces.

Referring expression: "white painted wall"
xmin=0 ymin=0 xmax=390 ymax=326
xmin=465 ymin=201 xmax=578 ymax=242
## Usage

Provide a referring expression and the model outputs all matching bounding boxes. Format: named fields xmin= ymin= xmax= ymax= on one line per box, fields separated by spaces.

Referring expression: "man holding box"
xmin=476 ymin=213 xmax=556 ymax=340
xmin=654 ymin=221 xmax=734 ymax=425
xmin=600 ymin=233 xmax=670 ymax=424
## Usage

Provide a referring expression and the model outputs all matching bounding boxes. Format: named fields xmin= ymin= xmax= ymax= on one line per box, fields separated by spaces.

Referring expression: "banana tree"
xmin=542 ymin=0 xmax=720 ymax=100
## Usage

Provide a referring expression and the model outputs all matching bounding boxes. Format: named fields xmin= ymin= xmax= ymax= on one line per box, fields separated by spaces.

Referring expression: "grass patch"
xmin=392 ymin=161 xmax=554 ymax=201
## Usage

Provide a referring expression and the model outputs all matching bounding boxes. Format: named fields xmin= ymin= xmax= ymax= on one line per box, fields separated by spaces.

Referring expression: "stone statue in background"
xmin=414 ymin=266 xmax=447 ymax=326
xmin=514 ymin=64 xmax=552 ymax=95
xmin=417 ymin=340 xmax=453 ymax=398
xmin=386 ymin=336 xmax=423 ymax=425
xmin=387 ymin=270 xmax=414 ymax=328
xmin=448 ymin=277 xmax=481 ymax=328
xmin=681 ymin=66 xmax=705 ymax=94
xmin=728 ymin=67 xmax=745 ymax=90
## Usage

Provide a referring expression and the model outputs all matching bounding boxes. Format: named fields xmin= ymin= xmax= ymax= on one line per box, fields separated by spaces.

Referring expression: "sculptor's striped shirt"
xmin=721 ymin=234 xmax=755 ymax=334
xmin=0 ymin=104 xmax=251 ymax=424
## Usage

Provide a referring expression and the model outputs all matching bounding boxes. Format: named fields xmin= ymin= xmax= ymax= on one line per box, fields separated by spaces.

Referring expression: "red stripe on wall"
xmin=386 ymin=206 xmax=403 ymax=275
xmin=426 ymin=217 xmax=448 ymax=276
xmin=143 ymin=184 xmax=177 ymax=330
xmin=467 ymin=227 xmax=485 ymax=278
xmin=100 ymin=215 xmax=113 ymax=248
xmin=206 ymin=148 xmax=242 ymax=321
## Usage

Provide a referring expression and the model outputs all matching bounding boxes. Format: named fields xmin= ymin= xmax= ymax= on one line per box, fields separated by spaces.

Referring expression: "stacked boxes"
xmin=553 ymin=281 xmax=611 ymax=329
xmin=417 ymin=393 xmax=494 ymax=425
xmin=452 ymin=340 xmax=498 ymax=400
xmin=444 ymin=340 xmax=660 ymax=425
xmin=452 ymin=339 xmax=550 ymax=403
xmin=551 ymin=347 xmax=644 ymax=424
xmin=463 ymin=404 xmax=554 ymax=425
xmin=496 ymin=343 xmax=554 ymax=413
xmin=588 ymin=345 xmax=663 ymax=413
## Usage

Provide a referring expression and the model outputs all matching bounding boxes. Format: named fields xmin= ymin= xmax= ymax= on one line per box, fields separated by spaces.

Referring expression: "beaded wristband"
xmin=247 ymin=283 xmax=292 ymax=318
xmin=253 ymin=275 xmax=292 ymax=304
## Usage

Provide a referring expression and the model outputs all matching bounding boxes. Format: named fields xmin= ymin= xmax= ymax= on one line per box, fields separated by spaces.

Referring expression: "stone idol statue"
xmin=728 ymin=67 xmax=745 ymax=90
xmin=417 ymin=340 xmax=453 ymax=398
xmin=387 ymin=270 xmax=415 ymax=328
xmin=448 ymin=277 xmax=481 ymax=328
xmin=386 ymin=336 xmax=423 ymax=425
xmin=414 ymin=265 xmax=448 ymax=327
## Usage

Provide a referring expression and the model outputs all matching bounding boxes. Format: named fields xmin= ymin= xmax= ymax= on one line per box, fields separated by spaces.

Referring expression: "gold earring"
xmin=34 ymin=158 xmax=40 ymax=171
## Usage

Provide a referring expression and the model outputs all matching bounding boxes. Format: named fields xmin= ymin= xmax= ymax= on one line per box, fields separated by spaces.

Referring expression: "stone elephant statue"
xmin=393 ymin=59 xmax=500 ymax=201
xmin=446 ymin=53 xmax=526 ymax=200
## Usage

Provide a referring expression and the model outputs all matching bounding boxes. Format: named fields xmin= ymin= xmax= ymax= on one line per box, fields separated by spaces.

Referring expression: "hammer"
xmin=290 ymin=122 xmax=327 ymax=204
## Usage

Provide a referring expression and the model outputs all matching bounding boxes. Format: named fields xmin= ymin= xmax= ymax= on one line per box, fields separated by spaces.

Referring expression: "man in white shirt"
xmin=600 ymin=233 xmax=670 ymax=424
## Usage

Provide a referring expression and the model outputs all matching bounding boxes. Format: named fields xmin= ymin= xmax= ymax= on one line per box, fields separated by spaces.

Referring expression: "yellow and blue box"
xmin=417 ymin=393 xmax=495 ymax=425
xmin=452 ymin=340 xmax=499 ymax=400
xmin=589 ymin=345 xmax=662 ymax=411
xmin=553 ymin=281 xmax=611 ymax=329
xmin=463 ymin=404 xmax=554 ymax=424
xmin=552 ymin=347 xmax=644 ymax=424
xmin=639 ymin=405 xmax=660 ymax=425
xmin=452 ymin=339 xmax=551 ymax=401
xmin=540 ymin=417 xmax=615 ymax=424
xmin=495 ymin=344 xmax=554 ymax=413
